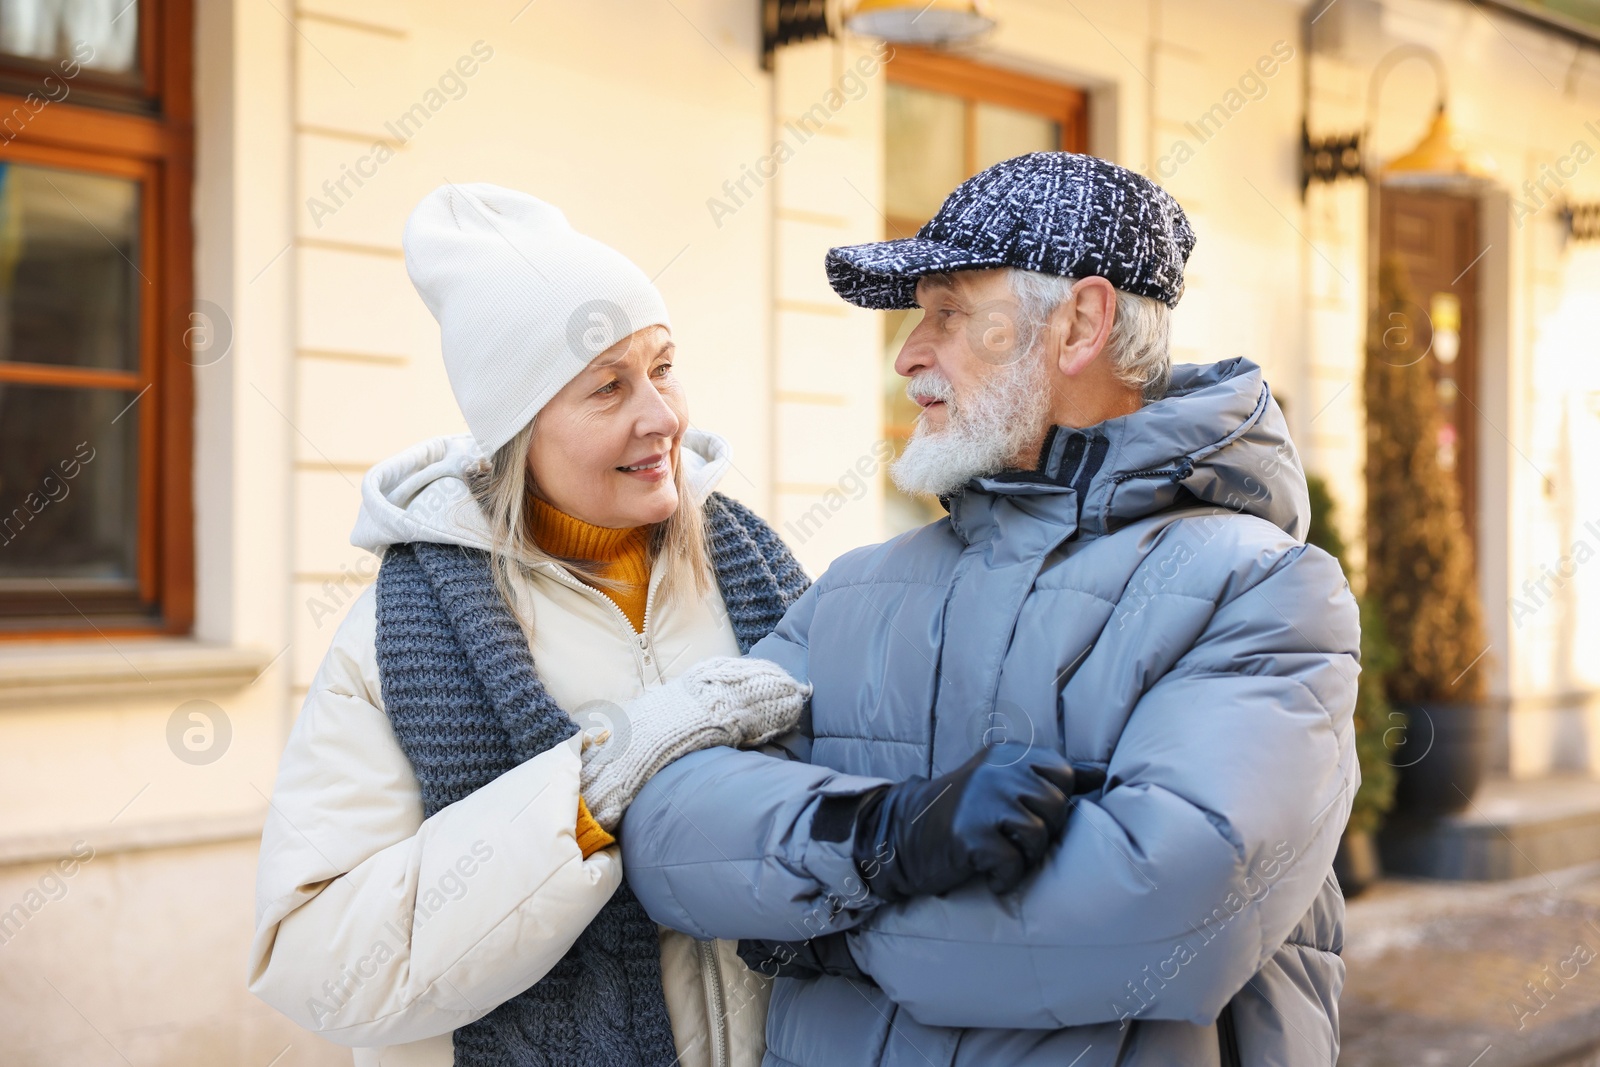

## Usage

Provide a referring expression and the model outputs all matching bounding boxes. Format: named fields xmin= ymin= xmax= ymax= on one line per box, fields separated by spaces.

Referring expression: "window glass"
xmin=0 ymin=0 xmax=139 ymax=74
xmin=0 ymin=162 xmax=141 ymax=371
xmin=0 ymin=382 xmax=139 ymax=589
xmin=974 ymin=102 xmax=1059 ymax=173
xmin=885 ymin=83 xmax=965 ymax=226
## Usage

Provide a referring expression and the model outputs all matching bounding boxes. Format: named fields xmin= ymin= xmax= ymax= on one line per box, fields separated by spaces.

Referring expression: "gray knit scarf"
xmin=374 ymin=492 xmax=810 ymax=1067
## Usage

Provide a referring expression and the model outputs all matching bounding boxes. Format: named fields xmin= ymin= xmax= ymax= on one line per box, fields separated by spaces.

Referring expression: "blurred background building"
xmin=0 ymin=0 xmax=1598 ymax=1062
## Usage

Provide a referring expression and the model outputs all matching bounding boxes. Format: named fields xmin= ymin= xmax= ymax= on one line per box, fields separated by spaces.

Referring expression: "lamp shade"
xmin=1382 ymin=106 xmax=1497 ymax=186
xmin=845 ymin=0 xmax=994 ymax=44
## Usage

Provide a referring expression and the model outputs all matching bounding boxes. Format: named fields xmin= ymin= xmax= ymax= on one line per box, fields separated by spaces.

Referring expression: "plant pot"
xmin=1386 ymin=701 xmax=1490 ymax=819
xmin=1334 ymin=828 xmax=1381 ymax=898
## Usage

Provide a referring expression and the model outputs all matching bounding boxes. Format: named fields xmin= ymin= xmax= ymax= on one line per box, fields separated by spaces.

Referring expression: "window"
xmin=0 ymin=0 xmax=193 ymax=635
xmin=881 ymin=48 xmax=1087 ymax=532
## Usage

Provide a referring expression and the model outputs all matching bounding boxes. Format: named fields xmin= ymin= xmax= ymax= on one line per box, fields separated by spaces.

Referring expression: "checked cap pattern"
xmin=826 ymin=152 xmax=1196 ymax=310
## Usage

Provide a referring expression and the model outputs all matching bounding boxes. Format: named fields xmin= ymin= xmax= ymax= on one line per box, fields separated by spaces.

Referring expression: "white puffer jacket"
xmin=248 ymin=429 xmax=772 ymax=1067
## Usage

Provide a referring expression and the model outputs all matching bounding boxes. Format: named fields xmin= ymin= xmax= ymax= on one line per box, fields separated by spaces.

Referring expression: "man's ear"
xmin=1051 ymin=276 xmax=1117 ymax=378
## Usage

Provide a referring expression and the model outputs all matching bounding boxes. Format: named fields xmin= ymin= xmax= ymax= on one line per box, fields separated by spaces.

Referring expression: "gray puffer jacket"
xmin=622 ymin=358 xmax=1360 ymax=1067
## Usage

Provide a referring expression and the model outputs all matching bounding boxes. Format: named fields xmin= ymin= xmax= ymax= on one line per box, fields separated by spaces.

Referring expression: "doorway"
xmin=1377 ymin=187 xmax=1482 ymax=554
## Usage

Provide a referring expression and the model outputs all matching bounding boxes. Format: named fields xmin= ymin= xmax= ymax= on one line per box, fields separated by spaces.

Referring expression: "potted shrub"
xmin=1306 ymin=474 xmax=1399 ymax=896
xmin=1364 ymin=259 xmax=1490 ymax=819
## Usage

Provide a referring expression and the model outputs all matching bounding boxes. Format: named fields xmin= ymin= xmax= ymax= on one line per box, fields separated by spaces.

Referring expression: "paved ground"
xmin=1341 ymin=862 xmax=1600 ymax=1066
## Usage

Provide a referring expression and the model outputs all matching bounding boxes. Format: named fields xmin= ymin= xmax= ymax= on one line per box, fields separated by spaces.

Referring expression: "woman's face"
xmin=527 ymin=324 xmax=686 ymax=528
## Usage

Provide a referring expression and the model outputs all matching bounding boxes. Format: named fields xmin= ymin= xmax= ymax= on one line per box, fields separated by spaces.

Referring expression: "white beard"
xmin=891 ymin=352 xmax=1053 ymax=498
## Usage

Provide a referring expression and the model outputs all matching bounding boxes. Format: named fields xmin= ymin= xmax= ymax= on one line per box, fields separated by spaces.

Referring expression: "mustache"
xmin=906 ymin=373 xmax=956 ymax=406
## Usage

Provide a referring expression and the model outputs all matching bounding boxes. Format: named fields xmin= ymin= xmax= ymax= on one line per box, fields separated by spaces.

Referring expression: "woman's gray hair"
xmin=1007 ymin=269 xmax=1172 ymax=402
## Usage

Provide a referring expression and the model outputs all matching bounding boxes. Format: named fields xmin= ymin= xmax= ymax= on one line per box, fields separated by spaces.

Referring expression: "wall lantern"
xmin=1561 ymin=201 xmax=1600 ymax=243
xmin=1380 ymin=103 xmax=1497 ymax=189
xmin=761 ymin=0 xmax=832 ymax=70
xmin=1302 ymin=43 xmax=1496 ymax=196
xmin=844 ymin=0 xmax=995 ymax=46
xmin=1301 ymin=124 xmax=1363 ymax=193
xmin=762 ymin=0 xmax=995 ymax=71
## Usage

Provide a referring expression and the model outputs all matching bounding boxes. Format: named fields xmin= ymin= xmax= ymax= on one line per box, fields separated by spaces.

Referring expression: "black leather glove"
xmin=814 ymin=742 xmax=1104 ymax=902
xmin=737 ymin=933 xmax=869 ymax=982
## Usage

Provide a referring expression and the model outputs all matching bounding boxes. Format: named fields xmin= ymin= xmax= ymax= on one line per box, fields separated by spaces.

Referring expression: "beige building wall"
xmin=769 ymin=37 xmax=888 ymax=572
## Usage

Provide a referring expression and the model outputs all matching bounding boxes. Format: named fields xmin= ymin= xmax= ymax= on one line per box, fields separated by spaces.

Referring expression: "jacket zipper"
xmin=639 ymin=565 xmax=660 ymax=679
xmin=699 ymin=939 xmax=730 ymax=1067
xmin=536 ymin=562 xmax=665 ymax=685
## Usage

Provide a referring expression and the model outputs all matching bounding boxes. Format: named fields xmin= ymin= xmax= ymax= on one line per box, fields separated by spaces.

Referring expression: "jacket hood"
xmin=351 ymin=427 xmax=734 ymax=554
xmin=951 ymin=357 xmax=1308 ymax=544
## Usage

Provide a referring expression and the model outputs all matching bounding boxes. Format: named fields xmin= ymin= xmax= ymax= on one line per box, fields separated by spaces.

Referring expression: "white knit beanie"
xmin=402 ymin=183 xmax=671 ymax=455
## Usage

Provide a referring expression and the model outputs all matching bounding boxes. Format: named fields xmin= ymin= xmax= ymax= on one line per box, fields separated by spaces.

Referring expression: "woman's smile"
xmin=617 ymin=452 xmax=671 ymax=481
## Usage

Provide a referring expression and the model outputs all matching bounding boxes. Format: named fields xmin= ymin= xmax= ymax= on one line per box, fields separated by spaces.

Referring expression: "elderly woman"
xmin=248 ymin=184 xmax=810 ymax=1067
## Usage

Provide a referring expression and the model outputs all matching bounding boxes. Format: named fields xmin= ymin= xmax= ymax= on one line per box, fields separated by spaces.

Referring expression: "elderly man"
xmin=619 ymin=152 xmax=1359 ymax=1066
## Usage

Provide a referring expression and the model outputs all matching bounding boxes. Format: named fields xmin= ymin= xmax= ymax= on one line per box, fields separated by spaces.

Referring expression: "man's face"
xmin=894 ymin=270 xmax=1029 ymax=432
xmin=889 ymin=270 xmax=1053 ymax=497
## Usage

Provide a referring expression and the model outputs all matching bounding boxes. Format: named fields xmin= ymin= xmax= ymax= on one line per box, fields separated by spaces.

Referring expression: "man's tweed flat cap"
xmin=827 ymin=152 xmax=1196 ymax=310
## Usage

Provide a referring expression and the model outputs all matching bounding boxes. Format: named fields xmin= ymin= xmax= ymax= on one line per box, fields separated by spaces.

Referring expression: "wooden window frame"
xmin=884 ymin=46 xmax=1088 ymax=240
xmin=0 ymin=0 xmax=194 ymax=638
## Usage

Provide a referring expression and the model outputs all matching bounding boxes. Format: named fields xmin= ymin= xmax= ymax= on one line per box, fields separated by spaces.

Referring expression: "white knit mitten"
xmin=579 ymin=657 xmax=809 ymax=832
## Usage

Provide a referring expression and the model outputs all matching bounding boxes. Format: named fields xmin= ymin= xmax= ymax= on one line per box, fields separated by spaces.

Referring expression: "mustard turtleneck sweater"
xmin=528 ymin=496 xmax=652 ymax=633
xmin=527 ymin=496 xmax=653 ymax=856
